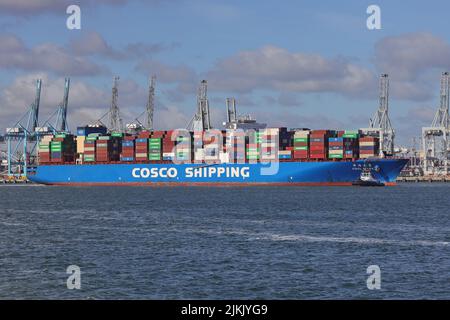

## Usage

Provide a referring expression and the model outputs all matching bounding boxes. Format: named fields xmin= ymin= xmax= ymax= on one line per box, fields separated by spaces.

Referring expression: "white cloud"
xmin=205 ymin=45 xmax=375 ymax=97
xmin=0 ymin=34 xmax=108 ymax=76
xmin=374 ymin=32 xmax=450 ymax=81
xmin=69 ymin=31 xmax=176 ymax=60
xmin=373 ymin=32 xmax=450 ymax=101
xmin=0 ymin=73 xmax=192 ymax=132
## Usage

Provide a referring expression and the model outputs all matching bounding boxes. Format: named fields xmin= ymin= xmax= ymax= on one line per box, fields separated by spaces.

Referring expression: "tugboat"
xmin=352 ymin=167 xmax=385 ymax=187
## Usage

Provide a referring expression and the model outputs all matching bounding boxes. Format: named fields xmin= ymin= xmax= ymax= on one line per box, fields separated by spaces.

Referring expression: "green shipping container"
xmin=294 ymin=138 xmax=308 ymax=143
xmin=294 ymin=146 xmax=308 ymax=151
xmin=111 ymin=132 xmax=123 ymax=137
xmin=329 ymin=154 xmax=343 ymax=159
xmin=342 ymin=134 xmax=358 ymax=139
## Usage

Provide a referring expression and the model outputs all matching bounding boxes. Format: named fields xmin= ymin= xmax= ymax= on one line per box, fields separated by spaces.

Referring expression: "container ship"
xmin=28 ymin=126 xmax=408 ymax=186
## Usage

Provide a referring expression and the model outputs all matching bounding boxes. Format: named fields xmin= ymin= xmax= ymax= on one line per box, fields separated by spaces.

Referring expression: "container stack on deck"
xmin=36 ymin=126 xmax=386 ymax=165
xmin=163 ymin=130 xmax=176 ymax=161
xmin=225 ymin=130 xmax=245 ymax=163
xmin=149 ymin=137 xmax=162 ymax=161
xmin=175 ymin=133 xmax=192 ymax=162
xmin=310 ymin=130 xmax=333 ymax=160
xmin=359 ymin=136 xmax=380 ymax=158
xmin=83 ymin=134 xmax=100 ymax=162
xmin=95 ymin=135 xmax=121 ymax=162
xmin=293 ymin=130 xmax=309 ymax=160
xmin=50 ymin=134 xmax=76 ymax=163
xmin=342 ymin=131 xmax=359 ymax=159
xmin=328 ymin=136 xmax=344 ymax=159
xmin=38 ymin=135 xmax=53 ymax=163
xmin=121 ymin=136 xmax=135 ymax=162
xmin=203 ymin=131 xmax=221 ymax=163
xmin=134 ymin=131 xmax=150 ymax=162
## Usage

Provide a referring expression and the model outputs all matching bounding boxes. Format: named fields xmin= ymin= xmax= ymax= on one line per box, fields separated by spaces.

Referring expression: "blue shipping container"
xmin=360 ymin=146 xmax=376 ymax=151
xmin=77 ymin=126 xmax=107 ymax=137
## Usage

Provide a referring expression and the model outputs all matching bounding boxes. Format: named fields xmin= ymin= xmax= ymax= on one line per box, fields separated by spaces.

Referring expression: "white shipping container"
xmin=135 ymin=153 xmax=148 ymax=157
xmin=260 ymin=142 xmax=277 ymax=148
xmin=194 ymin=154 xmax=204 ymax=161
xmin=261 ymin=155 xmax=277 ymax=160
xmin=35 ymin=127 xmax=49 ymax=133
xmin=359 ymin=154 xmax=376 ymax=159
xmin=294 ymin=130 xmax=310 ymax=136
xmin=219 ymin=152 xmax=229 ymax=163
xmin=359 ymin=142 xmax=377 ymax=147
xmin=163 ymin=152 xmax=175 ymax=157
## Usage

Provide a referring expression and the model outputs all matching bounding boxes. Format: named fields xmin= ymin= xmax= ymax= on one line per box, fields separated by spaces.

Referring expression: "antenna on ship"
xmin=109 ymin=76 xmax=123 ymax=132
xmin=146 ymin=75 xmax=156 ymax=130
xmin=361 ymin=74 xmax=395 ymax=157
xmin=188 ymin=80 xmax=211 ymax=131
xmin=422 ymin=71 xmax=450 ymax=175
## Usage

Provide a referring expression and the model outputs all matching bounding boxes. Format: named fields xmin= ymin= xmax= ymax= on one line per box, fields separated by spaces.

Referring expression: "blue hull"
xmin=28 ymin=159 xmax=408 ymax=186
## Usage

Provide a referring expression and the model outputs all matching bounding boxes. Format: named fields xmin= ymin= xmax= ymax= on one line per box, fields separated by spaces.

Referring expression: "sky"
xmin=1 ymin=0 xmax=450 ymax=146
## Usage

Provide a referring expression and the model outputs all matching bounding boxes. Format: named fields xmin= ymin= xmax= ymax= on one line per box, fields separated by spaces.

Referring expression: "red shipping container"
xmin=311 ymin=130 xmax=329 ymax=135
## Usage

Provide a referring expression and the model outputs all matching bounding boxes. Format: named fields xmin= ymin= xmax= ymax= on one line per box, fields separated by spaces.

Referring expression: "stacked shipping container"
xmin=359 ymin=136 xmax=380 ymax=158
xmin=50 ymin=134 xmax=76 ymax=163
xmin=37 ymin=127 xmax=386 ymax=165
xmin=38 ymin=135 xmax=53 ymax=163
xmin=95 ymin=136 xmax=121 ymax=162
xmin=310 ymin=130 xmax=333 ymax=159
xmin=149 ymin=138 xmax=162 ymax=161
xmin=293 ymin=130 xmax=309 ymax=159
xmin=342 ymin=131 xmax=359 ymax=159
xmin=121 ymin=136 xmax=135 ymax=161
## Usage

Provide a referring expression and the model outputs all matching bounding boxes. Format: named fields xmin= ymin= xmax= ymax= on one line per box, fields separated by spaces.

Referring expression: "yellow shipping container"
xmin=359 ymin=142 xmax=377 ymax=147
xmin=77 ymin=136 xmax=86 ymax=153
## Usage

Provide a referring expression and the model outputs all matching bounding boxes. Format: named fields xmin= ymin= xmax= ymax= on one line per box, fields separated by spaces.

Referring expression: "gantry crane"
xmin=360 ymin=74 xmax=395 ymax=157
xmin=422 ymin=72 xmax=450 ymax=175
xmin=4 ymin=79 xmax=42 ymax=178
xmin=188 ymin=80 xmax=211 ymax=131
